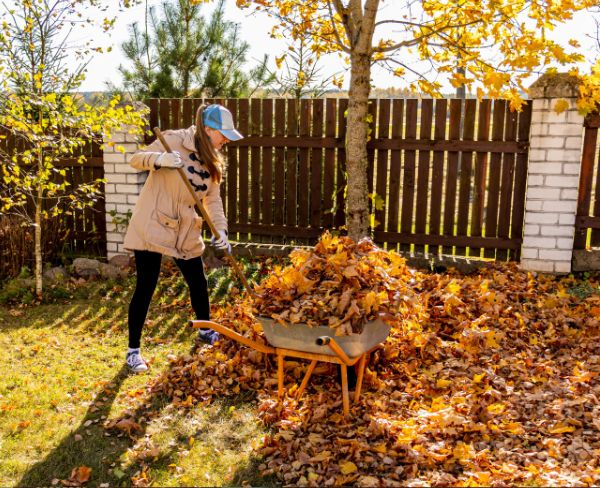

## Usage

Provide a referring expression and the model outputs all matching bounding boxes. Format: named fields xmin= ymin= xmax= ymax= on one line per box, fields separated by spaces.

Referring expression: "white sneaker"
xmin=126 ymin=351 xmax=148 ymax=373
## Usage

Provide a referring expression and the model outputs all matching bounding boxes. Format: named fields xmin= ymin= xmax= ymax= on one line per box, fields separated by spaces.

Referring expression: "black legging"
xmin=128 ymin=250 xmax=209 ymax=348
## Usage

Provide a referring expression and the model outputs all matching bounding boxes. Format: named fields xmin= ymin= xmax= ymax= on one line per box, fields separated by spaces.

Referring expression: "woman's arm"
xmin=129 ymin=137 xmax=164 ymax=171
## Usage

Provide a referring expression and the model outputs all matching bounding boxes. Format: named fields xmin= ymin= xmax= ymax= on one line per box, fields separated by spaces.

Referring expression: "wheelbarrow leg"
xmin=354 ymin=353 xmax=368 ymax=403
xmin=340 ymin=364 xmax=350 ymax=417
xmin=296 ymin=360 xmax=317 ymax=401
xmin=277 ymin=353 xmax=285 ymax=399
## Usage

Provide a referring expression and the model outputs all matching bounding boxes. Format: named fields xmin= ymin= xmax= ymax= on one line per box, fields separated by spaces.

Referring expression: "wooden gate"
xmin=574 ymin=113 xmax=600 ymax=250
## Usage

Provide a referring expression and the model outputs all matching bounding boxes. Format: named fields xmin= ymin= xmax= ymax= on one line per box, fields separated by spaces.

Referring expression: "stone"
xmin=572 ymin=250 xmax=600 ymax=272
xmin=72 ymin=258 xmax=101 ymax=279
xmin=109 ymin=254 xmax=134 ymax=270
xmin=99 ymin=262 xmax=127 ymax=280
xmin=43 ymin=266 xmax=69 ymax=284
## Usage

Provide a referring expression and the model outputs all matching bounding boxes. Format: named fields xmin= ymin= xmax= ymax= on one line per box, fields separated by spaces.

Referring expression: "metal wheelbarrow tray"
xmin=259 ymin=317 xmax=390 ymax=357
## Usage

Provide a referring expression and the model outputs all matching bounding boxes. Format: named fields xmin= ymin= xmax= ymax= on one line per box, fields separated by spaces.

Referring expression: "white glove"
xmin=211 ymin=229 xmax=231 ymax=253
xmin=154 ymin=151 xmax=183 ymax=169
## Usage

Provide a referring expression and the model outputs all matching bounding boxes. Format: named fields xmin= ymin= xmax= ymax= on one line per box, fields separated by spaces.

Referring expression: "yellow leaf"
xmin=548 ymin=423 xmax=576 ymax=434
xmin=473 ymin=373 xmax=485 ymax=383
xmin=339 ymin=461 xmax=358 ymax=474
xmin=436 ymin=378 xmax=453 ymax=389
xmin=486 ymin=403 xmax=506 ymax=415
xmin=553 ymin=99 xmax=570 ymax=114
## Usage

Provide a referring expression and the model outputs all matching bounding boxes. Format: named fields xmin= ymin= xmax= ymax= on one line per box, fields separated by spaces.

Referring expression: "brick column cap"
xmin=529 ymin=72 xmax=581 ymax=99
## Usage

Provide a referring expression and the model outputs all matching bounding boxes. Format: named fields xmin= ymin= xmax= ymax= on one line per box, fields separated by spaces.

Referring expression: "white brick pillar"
xmin=521 ymin=73 xmax=584 ymax=274
xmin=103 ymin=125 xmax=147 ymax=260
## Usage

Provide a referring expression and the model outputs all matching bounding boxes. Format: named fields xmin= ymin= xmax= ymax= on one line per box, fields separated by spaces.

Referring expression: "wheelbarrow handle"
xmin=315 ymin=336 xmax=353 ymax=365
xmin=190 ymin=320 xmax=275 ymax=355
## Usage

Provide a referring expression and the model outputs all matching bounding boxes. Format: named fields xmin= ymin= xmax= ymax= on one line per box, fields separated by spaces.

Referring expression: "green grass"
xmin=0 ymin=265 xmax=274 ymax=487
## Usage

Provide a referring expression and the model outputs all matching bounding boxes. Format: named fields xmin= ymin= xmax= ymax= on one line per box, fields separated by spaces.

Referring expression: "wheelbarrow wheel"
xmin=336 ymin=364 xmax=358 ymax=390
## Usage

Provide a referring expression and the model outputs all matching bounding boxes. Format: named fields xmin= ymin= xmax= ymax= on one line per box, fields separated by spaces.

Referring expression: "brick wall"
xmin=520 ymin=74 xmax=584 ymax=273
xmin=103 ymin=128 xmax=146 ymax=260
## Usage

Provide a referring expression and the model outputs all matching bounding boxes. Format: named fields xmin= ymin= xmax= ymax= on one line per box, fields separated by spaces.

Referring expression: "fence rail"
xmin=574 ymin=113 xmax=600 ymax=249
xmin=147 ymin=97 xmax=532 ymax=261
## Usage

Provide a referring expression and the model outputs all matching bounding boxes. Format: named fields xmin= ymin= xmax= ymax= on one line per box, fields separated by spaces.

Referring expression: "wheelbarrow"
xmin=190 ymin=317 xmax=391 ymax=417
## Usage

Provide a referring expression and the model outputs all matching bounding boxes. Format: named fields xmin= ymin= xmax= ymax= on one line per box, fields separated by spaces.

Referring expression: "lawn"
xmin=1 ymin=247 xmax=599 ymax=487
xmin=0 ymin=263 xmax=273 ymax=487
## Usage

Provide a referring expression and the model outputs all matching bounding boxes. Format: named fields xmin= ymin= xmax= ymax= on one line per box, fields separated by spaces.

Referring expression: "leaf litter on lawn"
xmin=118 ymin=233 xmax=600 ymax=486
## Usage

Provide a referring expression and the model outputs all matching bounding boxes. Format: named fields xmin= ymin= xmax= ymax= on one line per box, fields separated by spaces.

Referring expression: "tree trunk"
xmin=35 ymin=186 xmax=43 ymax=299
xmin=345 ymin=51 xmax=372 ymax=241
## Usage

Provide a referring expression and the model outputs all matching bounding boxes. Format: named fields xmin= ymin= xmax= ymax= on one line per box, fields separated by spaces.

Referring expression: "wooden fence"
xmin=147 ymin=97 xmax=532 ymax=261
xmin=0 ymin=132 xmax=105 ymax=278
xmin=574 ymin=113 xmax=600 ymax=250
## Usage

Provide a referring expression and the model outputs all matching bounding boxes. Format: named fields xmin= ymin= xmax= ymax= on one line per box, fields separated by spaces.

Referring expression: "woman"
xmin=122 ymin=104 xmax=243 ymax=373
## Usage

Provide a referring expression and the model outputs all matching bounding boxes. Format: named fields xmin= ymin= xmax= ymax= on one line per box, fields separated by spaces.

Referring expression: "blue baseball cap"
xmin=203 ymin=104 xmax=244 ymax=141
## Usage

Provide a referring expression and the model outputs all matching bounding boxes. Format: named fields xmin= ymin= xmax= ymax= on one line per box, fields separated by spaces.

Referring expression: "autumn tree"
xmin=0 ymin=0 xmax=146 ymax=298
xmin=229 ymin=0 xmax=596 ymax=240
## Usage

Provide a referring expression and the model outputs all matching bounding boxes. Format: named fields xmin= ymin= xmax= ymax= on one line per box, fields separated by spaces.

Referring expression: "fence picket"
xmin=375 ymin=99 xmax=391 ymax=235
xmin=310 ymin=99 xmax=324 ymax=229
xmin=298 ymin=100 xmax=311 ymax=230
xmin=286 ymin=99 xmax=298 ymax=231
xmin=510 ymin=102 xmax=532 ymax=260
xmin=274 ymin=99 xmax=286 ymax=229
xmin=456 ymin=99 xmax=476 ymax=256
xmin=415 ymin=98 xmax=433 ymax=254
xmin=401 ymin=99 xmax=418 ymax=252
xmin=443 ymin=99 xmax=462 ymax=255
xmin=574 ymin=126 xmax=597 ymax=249
xmin=237 ymin=99 xmax=250 ymax=241
xmin=497 ymin=107 xmax=518 ymax=260
xmin=226 ymin=99 xmax=238 ymax=240
xmin=485 ymin=100 xmax=507 ymax=258
xmin=323 ymin=99 xmax=337 ymax=229
xmin=335 ymin=99 xmax=348 ymax=228
xmin=262 ymin=99 xmax=273 ymax=242
xmin=250 ymin=99 xmax=261 ymax=239
xmin=429 ymin=99 xmax=447 ymax=256
xmin=387 ymin=99 xmax=404 ymax=252
xmin=470 ymin=99 xmax=491 ymax=258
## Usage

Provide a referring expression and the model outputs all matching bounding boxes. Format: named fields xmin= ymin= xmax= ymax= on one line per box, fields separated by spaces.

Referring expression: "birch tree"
xmin=0 ymin=0 xmax=146 ymax=298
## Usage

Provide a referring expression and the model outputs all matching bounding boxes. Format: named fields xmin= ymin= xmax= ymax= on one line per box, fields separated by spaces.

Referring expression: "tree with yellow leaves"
xmin=0 ymin=0 xmax=146 ymax=298
xmin=221 ymin=0 xmax=596 ymax=239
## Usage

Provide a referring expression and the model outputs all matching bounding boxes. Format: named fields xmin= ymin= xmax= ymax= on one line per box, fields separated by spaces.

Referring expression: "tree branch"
xmin=327 ymin=1 xmax=351 ymax=54
xmin=372 ymin=18 xmax=483 ymax=53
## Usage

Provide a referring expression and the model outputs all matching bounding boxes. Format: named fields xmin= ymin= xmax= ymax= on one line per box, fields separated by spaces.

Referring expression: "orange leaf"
xmin=70 ymin=466 xmax=91 ymax=484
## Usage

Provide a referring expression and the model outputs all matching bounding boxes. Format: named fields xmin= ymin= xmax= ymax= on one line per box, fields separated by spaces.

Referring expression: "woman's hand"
xmin=154 ymin=151 xmax=183 ymax=169
xmin=211 ymin=230 xmax=231 ymax=253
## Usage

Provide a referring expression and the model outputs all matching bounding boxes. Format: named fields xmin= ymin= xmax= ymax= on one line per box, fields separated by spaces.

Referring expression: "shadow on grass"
xmin=16 ymin=364 xmax=131 ymax=487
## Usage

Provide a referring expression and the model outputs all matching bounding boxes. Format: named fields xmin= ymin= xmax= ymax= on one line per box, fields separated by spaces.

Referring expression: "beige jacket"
xmin=123 ymin=126 xmax=227 ymax=259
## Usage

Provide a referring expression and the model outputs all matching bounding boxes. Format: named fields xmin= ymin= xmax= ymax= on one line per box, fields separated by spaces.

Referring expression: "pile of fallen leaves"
xmin=253 ymin=232 xmax=417 ymax=334
xmin=118 ymin=234 xmax=600 ymax=486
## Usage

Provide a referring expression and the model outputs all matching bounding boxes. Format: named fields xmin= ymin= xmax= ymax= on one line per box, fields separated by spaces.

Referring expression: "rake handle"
xmin=153 ymin=127 xmax=255 ymax=299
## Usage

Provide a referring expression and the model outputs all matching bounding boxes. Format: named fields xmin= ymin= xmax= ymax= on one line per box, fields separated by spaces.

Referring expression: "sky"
xmin=75 ymin=0 xmax=600 ymax=93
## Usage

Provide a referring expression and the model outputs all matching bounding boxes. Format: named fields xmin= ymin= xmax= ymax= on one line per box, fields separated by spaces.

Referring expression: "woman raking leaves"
xmin=122 ymin=104 xmax=243 ymax=373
